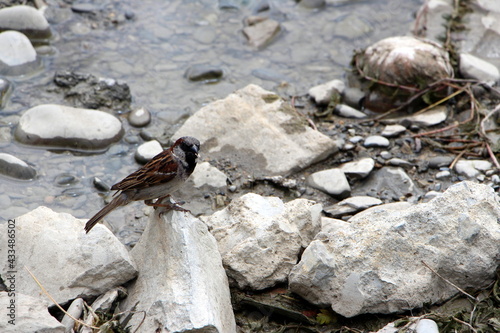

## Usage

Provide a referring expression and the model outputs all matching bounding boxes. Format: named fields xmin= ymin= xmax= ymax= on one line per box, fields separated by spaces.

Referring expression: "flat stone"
xmin=454 ymin=159 xmax=492 ymax=178
xmin=289 ymin=182 xmax=500 ymax=317
xmin=128 ymin=107 xmax=151 ymax=127
xmin=243 ymin=18 xmax=281 ymax=49
xmin=334 ymin=104 xmax=367 ymax=119
xmin=428 ymin=155 xmax=454 ymax=169
xmin=0 ymin=152 xmax=36 ymax=180
xmin=308 ymin=79 xmax=345 ymax=105
xmin=459 ymin=53 xmax=500 ymax=84
xmin=190 ymin=161 xmax=227 ymax=188
xmin=15 ymin=104 xmax=124 ymax=151
xmin=363 ymin=135 xmax=390 ymax=148
xmin=119 ymin=210 xmax=236 ymax=332
xmin=185 ymin=64 xmax=224 ymax=82
xmin=339 ymin=157 xmax=375 ymax=179
xmin=387 ymin=158 xmax=413 ymax=168
xmin=352 ymin=166 xmax=423 ymax=202
xmin=134 ymin=140 xmax=162 ymax=164
xmin=0 ymin=206 xmax=138 ymax=305
xmin=172 ymin=84 xmax=339 ymax=177
xmin=381 ymin=124 xmax=406 ymax=137
xmin=307 ymin=168 xmax=351 ymax=199
xmin=0 ymin=5 xmax=52 ymax=40
xmin=0 ymin=30 xmax=40 ymax=76
xmin=324 ymin=196 xmax=382 ymax=218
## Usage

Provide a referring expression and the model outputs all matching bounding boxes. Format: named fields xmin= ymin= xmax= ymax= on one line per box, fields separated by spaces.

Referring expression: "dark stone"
xmin=185 ymin=64 xmax=223 ymax=82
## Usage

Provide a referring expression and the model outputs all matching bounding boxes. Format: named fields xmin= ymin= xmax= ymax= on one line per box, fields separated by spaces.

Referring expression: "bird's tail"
xmin=84 ymin=193 xmax=128 ymax=233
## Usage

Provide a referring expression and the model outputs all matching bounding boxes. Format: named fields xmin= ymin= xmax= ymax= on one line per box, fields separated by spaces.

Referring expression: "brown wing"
xmin=111 ymin=149 xmax=178 ymax=191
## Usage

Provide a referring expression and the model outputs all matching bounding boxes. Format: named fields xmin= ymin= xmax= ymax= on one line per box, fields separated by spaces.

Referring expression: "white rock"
xmin=308 ymin=79 xmax=345 ymax=105
xmin=134 ymin=140 xmax=162 ymax=163
xmin=190 ymin=161 xmax=227 ymax=188
xmin=0 ymin=152 xmax=36 ymax=179
xmin=0 ymin=207 xmax=137 ymax=305
xmin=454 ymin=159 xmax=492 ymax=178
xmin=120 ymin=210 xmax=236 ymax=333
xmin=128 ymin=107 xmax=151 ymax=127
xmin=307 ymin=168 xmax=351 ymax=199
xmin=416 ymin=318 xmax=439 ymax=333
xmin=60 ymin=298 xmax=84 ymax=331
xmin=0 ymin=6 xmax=51 ymax=39
xmin=435 ymin=170 xmax=451 ymax=179
xmin=381 ymin=124 xmax=406 ymax=137
xmin=15 ymin=104 xmax=124 ymax=151
xmin=203 ymin=193 xmax=322 ymax=290
xmin=460 ymin=53 xmax=500 ymax=84
xmin=289 ymin=181 xmax=500 ymax=317
xmin=172 ymin=84 xmax=339 ymax=177
xmin=324 ymin=196 xmax=382 ymax=217
xmin=0 ymin=30 xmax=39 ymax=75
xmin=339 ymin=157 xmax=375 ymax=179
xmin=363 ymin=135 xmax=390 ymax=148
xmin=334 ymin=104 xmax=367 ymax=118
xmin=243 ymin=19 xmax=281 ymax=49
xmin=0 ymin=293 xmax=64 ymax=332
xmin=407 ymin=106 xmax=448 ymax=127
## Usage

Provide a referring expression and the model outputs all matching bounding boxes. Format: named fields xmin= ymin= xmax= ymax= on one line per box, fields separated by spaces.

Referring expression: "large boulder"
xmin=119 ymin=209 xmax=236 ymax=333
xmin=173 ymin=84 xmax=339 ymax=177
xmin=289 ymin=181 xmax=500 ymax=317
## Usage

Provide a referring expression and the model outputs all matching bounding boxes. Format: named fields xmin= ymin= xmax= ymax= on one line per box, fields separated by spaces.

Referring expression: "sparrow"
xmin=84 ymin=136 xmax=200 ymax=233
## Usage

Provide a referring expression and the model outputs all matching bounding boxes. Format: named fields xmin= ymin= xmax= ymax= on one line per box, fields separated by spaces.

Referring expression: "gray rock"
xmin=172 ymin=84 xmax=339 ymax=177
xmin=0 ymin=30 xmax=40 ymax=76
xmin=299 ymin=0 xmax=325 ymax=8
xmin=0 ymin=206 xmax=138 ymax=305
xmin=308 ymin=79 xmax=345 ymax=105
xmin=454 ymin=159 xmax=492 ymax=178
xmin=0 ymin=5 xmax=52 ymax=40
xmin=324 ymin=196 xmax=382 ymax=218
xmin=363 ymin=135 xmax=390 ymax=148
xmin=460 ymin=53 xmax=500 ymax=84
xmin=119 ymin=210 xmax=236 ymax=333
xmin=90 ymin=288 xmax=124 ymax=314
xmin=381 ymin=124 xmax=406 ymax=137
xmin=307 ymin=168 xmax=351 ymax=199
xmin=405 ymin=106 xmax=448 ymax=127
xmin=15 ymin=104 xmax=124 ymax=151
xmin=334 ymin=104 xmax=367 ymax=118
xmin=134 ymin=140 xmax=162 ymax=164
xmin=343 ymin=87 xmax=365 ymax=109
xmin=203 ymin=193 xmax=321 ymax=289
xmin=128 ymin=107 xmax=151 ymax=127
xmin=379 ymin=151 xmax=392 ymax=159
xmin=339 ymin=157 xmax=375 ymax=179
xmin=352 ymin=166 xmax=422 ymax=202
xmin=428 ymin=155 xmax=454 ymax=169
xmin=387 ymin=157 xmax=413 ymax=168
xmin=190 ymin=161 xmax=227 ymax=188
xmin=0 ymin=293 xmax=64 ymax=332
xmin=243 ymin=18 xmax=281 ymax=49
xmin=435 ymin=170 xmax=451 ymax=179
xmin=289 ymin=181 xmax=500 ymax=317
xmin=185 ymin=64 xmax=224 ymax=82
xmin=0 ymin=153 xmax=36 ymax=180
xmin=60 ymin=298 xmax=84 ymax=331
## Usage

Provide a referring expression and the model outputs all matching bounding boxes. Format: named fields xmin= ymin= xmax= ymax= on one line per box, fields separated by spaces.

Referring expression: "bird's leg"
xmin=144 ymin=196 xmax=189 ymax=212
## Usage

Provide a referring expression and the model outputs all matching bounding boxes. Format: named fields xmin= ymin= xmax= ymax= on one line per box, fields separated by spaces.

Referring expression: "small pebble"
xmin=55 ymin=173 xmax=78 ymax=186
xmin=349 ymin=136 xmax=363 ymax=144
xmin=135 ymin=140 xmax=163 ymax=164
xmin=379 ymin=151 xmax=392 ymax=159
xmin=93 ymin=176 xmax=111 ymax=192
xmin=128 ymin=107 xmax=151 ymax=127
xmin=435 ymin=170 xmax=451 ymax=179
xmin=381 ymin=124 xmax=406 ymax=137
xmin=491 ymin=174 xmax=500 ymax=184
xmin=363 ymin=135 xmax=390 ymax=148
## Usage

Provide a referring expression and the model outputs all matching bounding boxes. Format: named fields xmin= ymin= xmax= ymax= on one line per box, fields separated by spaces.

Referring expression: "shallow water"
xmin=0 ymin=0 xmax=422 ymax=242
